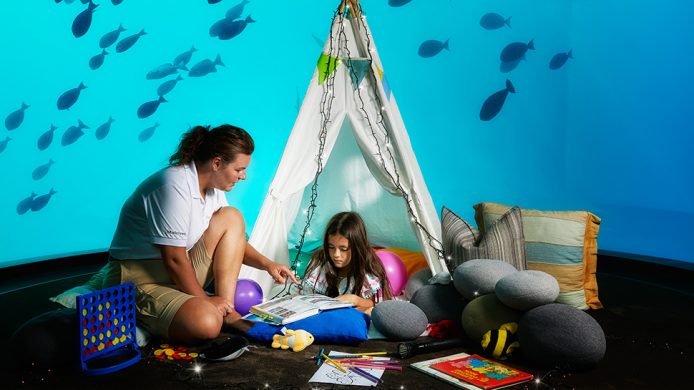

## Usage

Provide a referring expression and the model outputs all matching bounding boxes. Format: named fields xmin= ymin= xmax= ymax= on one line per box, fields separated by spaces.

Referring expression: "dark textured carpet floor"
xmin=0 ymin=255 xmax=692 ymax=389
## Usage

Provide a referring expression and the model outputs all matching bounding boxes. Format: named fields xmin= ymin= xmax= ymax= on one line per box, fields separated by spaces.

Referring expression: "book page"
xmin=294 ymin=294 xmax=354 ymax=310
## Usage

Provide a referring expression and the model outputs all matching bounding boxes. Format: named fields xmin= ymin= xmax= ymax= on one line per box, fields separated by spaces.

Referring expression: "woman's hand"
xmin=207 ymin=295 xmax=235 ymax=317
xmin=264 ymin=262 xmax=298 ymax=284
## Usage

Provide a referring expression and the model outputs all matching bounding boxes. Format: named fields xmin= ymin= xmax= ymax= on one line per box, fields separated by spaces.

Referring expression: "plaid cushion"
xmin=442 ymin=206 xmax=527 ymax=272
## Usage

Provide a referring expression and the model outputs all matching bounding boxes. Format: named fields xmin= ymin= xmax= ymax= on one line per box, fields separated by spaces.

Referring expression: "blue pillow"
xmin=246 ymin=308 xmax=370 ymax=344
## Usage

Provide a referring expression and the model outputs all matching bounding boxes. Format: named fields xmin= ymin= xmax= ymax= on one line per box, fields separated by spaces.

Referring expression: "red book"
xmin=430 ymin=354 xmax=533 ymax=390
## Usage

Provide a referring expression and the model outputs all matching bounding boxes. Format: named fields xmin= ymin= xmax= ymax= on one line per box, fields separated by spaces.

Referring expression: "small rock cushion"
xmin=453 ymin=259 xmax=517 ymax=300
xmin=496 ymin=270 xmax=560 ymax=311
xmin=410 ymin=284 xmax=466 ymax=323
xmin=371 ymin=300 xmax=428 ymax=340
xmin=461 ymin=294 xmax=521 ymax=342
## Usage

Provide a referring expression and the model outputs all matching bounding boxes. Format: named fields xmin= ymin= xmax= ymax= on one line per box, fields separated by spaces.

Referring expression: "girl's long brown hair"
xmin=304 ymin=212 xmax=393 ymax=301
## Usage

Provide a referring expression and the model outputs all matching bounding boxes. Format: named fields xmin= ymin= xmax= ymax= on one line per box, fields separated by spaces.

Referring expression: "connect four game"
xmin=77 ymin=282 xmax=141 ymax=375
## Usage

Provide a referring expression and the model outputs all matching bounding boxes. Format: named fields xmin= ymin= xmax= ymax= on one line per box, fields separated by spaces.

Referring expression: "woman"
xmin=300 ymin=211 xmax=393 ymax=313
xmin=106 ymin=124 xmax=296 ymax=342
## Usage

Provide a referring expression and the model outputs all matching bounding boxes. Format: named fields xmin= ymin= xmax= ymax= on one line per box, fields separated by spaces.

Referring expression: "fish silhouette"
xmin=89 ymin=49 xmax=109 ymax=70
xmin=138 ymin=122 xmax=159 ymax=142
xmin=72 ymin=1 xmax=98 ymax=38
xmin=499 ymin=58 xmax=521 ymax=73
xmin=37 ymin=124 xmax=58 ymax=150
xmin=388 ymin=0 xmax=412 ymax=6
xmin=210 ymin=15 xmax=255 ymax=40
xmin=137 ymin=96 xmax=167 ymax=119
xmin=4 ymin=102 xmax=29 ymax=130
xmin=480 ymin=13 xmax=511 ymax=30
xmin=146 ymin=63 xmax=187 ymax=80
xmin=311 ymin=33 xmax=324 ymax=49
xmin=500 ymin=39 xmax=535 ymax=63
xmin=157 ymin=75 xmax=183 ymax=97
xmin=172 ymin=46 xmax=197 ymax=67
xmin=0 ymin=137 xmax=10 ymax=154
xmin=95 ymin=116 xmax=115 ymax=140
xmin=62 ymin=119 xmax=89 ymax=146
xmin=480 ymin=79 xmax=515 ymax=121
xmin=31 ymin=188 xmax=57 ymax=212
xmin=549 ymin=50 xmax=573 ymax=70
xmin=418 ymin=39 xmax=449 ymax=58
xmin=99 ymin=24 xmax=126 ymax=49
xmin=116 ymin=29 xmax=147 ymax=53
xmin=208 ymin=0 xmax=223 ymax=4
xmin=225 ymin=0 xmax=250 ymax=20
xmin=57 ymin=82 xmax=87 ymax=110
xmin=16 ymin=192 xmax=36 ymax=215
xmin=112 ymin=0 xmax=124 ymax=5
xmin=32 ymin=159 xmax=55 ymax=180
xmin=36 ymin=125 xmax=58 ymax=150
xmin=189 ymin=54 xmax=224 ymax=77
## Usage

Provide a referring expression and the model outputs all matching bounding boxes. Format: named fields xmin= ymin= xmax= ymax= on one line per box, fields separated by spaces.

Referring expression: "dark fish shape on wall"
xmin=112 ymin=0 xmax=124 ymax=5
xmin=500 ymin=39 xmax=535 ymax=63
xmin=173 ymin=46 xmax=197 ymax=67
xmin=57 ymin=82 xmax=87 ymax=110
xmin=225 ymin=0 xmax=250 ymax=20
xmin=0 ymin=137 xmax=10 ymax=154
xmin=549 ymin=49 xmax=573 ymax=70
xmin=137 ymin=96 xmax=167 ymax=118
xmin=311 ymin=33 xmax=324 ymax=49
xmin=480 ymin=13 xmax=511 ymax=30
xmin=208 ymin=0 xmax=223 ymax=4
xmin=138 ymin=122 xmax=159 ymax=142
xmin=116 ymin=29 xmax=147 ymax=53
xmin=99 ymin=24 xmax=126 ymax=49
xmin=16 ymin=193 xmax=36 ymax=215
xmin=72 ymin=1 xmax=98 ymax=38
xmin=89 ymin=49 xmax=109 ymax=70
xmin=211 ymin=15 xmax=255 ymax=40
xmin=62 ymin=119 xmax=89 ymax=146
xmin=189 ymin=54 xmax=224 ymax=77
xmin=32 ymin=159 xmax=55 ymax=180
xmin=157 ymin=75 xmax=183 ymax=96
xmin=37 ymin=124 xmax=58 ymax=150
xmin=95 ymin=116 xmax=114 ymax=140
xmin=146 ymin=63 xmax=187 ymax=80
xmin=418 ymin=39 xmax=449 ymax=58
xmin=480 ymin=79 xmax=515 ymax=121
xmin=500 ymin=58 xmax=521 ymax=73
xmin=4 ymin=102 xmax=29 ymax=130
xmin=31 ymin=189 xmax=57 ymax=212
xmin=388 ymin=0 xmax=412 ymax=7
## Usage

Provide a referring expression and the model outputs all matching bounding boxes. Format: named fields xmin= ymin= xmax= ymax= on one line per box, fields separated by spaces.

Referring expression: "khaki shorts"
xmin=105 ymin=239 xmax=214 ymax=339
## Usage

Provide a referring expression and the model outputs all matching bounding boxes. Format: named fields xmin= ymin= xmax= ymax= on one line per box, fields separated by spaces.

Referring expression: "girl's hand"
xmin=264 ymin=262 xmax=298 ymax=284
xmin=336 ymin=294 xmax=362 ymax=305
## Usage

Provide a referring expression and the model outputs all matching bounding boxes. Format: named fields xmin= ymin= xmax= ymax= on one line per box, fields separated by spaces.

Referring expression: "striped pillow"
xmin=442 ymin=206 xmax=527 ymax=272
xmin=474 ymin=202 xmax=602 ymax=310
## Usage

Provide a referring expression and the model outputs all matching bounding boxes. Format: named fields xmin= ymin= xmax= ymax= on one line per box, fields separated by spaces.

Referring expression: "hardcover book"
xmin=248 ymin=294 xmax=354 ymax=325
xmin=430 ymin=354 xmax=533 ymax=389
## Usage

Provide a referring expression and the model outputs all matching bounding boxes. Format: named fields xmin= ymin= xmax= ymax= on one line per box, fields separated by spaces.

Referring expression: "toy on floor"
xmin=481 ymin=322 xmax=520 ymax=360
xmin=271 ymin=327 xmax=314 ymax=352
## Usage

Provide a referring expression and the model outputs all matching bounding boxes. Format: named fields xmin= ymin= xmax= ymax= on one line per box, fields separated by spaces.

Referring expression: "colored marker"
xmin=349 ymin=366 xmax=383 ymax=383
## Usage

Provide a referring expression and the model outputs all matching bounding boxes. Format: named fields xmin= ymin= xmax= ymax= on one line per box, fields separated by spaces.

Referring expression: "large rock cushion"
xmin=496 ymin=270 xmax=560 ymax=311
xmin=461 ymin=294 xmax=521 ymax=342
xmin=518 ymin=303 xmax=606 ymax=370
xmin=453 ymin=259 xmax=518 ymax=300
xmin=403 ymin=267 xmax=432 ymax=300
xmin=410 ymin=283 xmax=466 ymax=323
xmin=8 ymin=308 xmax=80 ymax=370
xmin=372 ymin=300 xmax=428 ymax=340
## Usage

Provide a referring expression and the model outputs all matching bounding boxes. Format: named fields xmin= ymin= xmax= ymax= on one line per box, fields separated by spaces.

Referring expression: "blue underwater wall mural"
xmin=1 ymin=0 xmax=692 ymax=268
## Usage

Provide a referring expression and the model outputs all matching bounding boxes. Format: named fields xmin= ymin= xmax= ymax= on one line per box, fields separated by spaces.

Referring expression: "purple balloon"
xmin=234 ymin=278 xmax=263 ymax=315
xmin=376 ymin=250 xmax=408 ymax=296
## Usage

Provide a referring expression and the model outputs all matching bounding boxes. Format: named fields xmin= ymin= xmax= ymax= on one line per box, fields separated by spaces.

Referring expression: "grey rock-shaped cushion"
xmin=519 ymin=303 xmax=606 ymax=370
xmin=8 ymin=308 xmax=79 ymax=370
xmin=461 ymin=294 xmax=521 ymax=342
xmin=453 ymin=259 xmax=518 ymax=300
xmin=403 ymin=267 xmax=432 ymax=300
xmin=372 ymin=300 xmax=428 ymax=340
xmin=410 ymin=283 xmax=466 ymax=323
xmin=496 ymin=270 xmax=560 ymax=311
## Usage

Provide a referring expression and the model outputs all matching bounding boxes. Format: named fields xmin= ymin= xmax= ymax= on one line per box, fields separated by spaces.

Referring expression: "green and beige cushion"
xmin=474 ymin=202 xmax=602 ymax=310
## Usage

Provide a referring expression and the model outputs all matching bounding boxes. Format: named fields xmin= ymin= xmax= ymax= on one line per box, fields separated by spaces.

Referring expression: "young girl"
xmin=300 ymin=211 xmax=393 ymax=312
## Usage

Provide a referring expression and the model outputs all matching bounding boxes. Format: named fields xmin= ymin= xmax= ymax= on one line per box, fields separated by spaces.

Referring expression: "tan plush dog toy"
xmin=271 ymin=327 xmax=315 ymax=352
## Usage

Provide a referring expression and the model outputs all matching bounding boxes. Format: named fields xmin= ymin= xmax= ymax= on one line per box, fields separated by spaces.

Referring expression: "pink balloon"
xmin=375 ymin=250 xmax=408 ymax=296
xmin=234 ymin=278 xmax=263 ymax=315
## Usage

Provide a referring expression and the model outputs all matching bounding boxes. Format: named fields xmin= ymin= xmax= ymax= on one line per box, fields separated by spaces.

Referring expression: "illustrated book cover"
xmin=429 ymin=354 xmax=533 ymax=389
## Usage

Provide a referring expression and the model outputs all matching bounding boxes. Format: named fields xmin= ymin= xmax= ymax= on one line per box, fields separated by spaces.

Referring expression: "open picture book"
xmin=246 ymin=294 xmax=354 ymax=325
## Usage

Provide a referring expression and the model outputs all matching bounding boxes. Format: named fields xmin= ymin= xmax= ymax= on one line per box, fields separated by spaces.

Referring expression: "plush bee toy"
xmin=481 ymin=322 xmax=520 ymax=360
xmin=271 ymin=327 xmax=314 ymax=352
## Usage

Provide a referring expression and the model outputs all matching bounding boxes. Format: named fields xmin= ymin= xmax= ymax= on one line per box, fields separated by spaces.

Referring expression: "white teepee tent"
xmin=241 ymin=1 xmax=447 ymax=295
